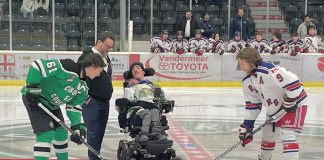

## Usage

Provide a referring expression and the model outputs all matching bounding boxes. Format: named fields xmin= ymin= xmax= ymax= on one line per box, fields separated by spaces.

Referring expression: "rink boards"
xmin=0 ymin=51 xmax=323 ymax=86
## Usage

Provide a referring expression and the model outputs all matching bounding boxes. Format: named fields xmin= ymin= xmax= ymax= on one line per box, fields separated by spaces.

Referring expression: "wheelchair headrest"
xmin=123 ymin=68 xmax=155 ymax=79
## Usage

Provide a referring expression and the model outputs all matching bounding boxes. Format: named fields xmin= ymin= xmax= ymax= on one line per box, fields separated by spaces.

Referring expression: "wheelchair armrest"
xmin=115 ymin=98 xmax=132 ymax=107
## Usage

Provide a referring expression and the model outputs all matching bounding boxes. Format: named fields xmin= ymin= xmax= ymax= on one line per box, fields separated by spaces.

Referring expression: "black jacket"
xmin=230 ymin=16 xmax=250 ymax=41
xmin=201 ymin=20 xmax=213 ymax=38
xmin=77 ymin=47 xmax=113 ymax=103
xmin=176 ymin=16 xmax=200 ymax=38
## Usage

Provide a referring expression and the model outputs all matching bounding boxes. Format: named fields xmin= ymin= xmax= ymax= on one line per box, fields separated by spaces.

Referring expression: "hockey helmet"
xmin=161 ymin=29 xmax=169 ymax=35
xmin=176 ymin=30 xmax=183 ymax=36
xmin=195 ymin=29 xmax=202 ymax=35
xmin=234 ymin=31 xmax=241 ymax=36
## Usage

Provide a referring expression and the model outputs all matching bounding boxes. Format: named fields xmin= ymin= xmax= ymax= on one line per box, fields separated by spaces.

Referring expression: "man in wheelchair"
xmin=115 ymin=62 xmax=180 ymax=160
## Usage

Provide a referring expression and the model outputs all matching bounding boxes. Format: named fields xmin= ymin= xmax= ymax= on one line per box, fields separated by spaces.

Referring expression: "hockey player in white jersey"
xmin=236 ymin=47 xmax=307 ymax=160
xmin=302 ymin=25 xmax=321 ymax=53
xmin=286 ymin=32 xmax=303 ymax=56
xmin=170 ymin=30 xmax=189 ymax=55
xmin=207 ymin=33 xmax=225 ymax=55
xmin=249 ymin=31 xmax=269 ymax=53
xmin=228 ymin=31 xmax=246 ymax=54
xmin=150 ymin=30 xmax=171 ymax=53
xmin=189 ymin=29 xmax=208 ymax=56
xmin=269 ymin=32 xmax=286 ymax=54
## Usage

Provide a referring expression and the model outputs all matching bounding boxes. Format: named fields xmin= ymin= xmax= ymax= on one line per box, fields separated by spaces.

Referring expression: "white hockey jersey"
xmin=242 ymin=61 xmax=307 ymax=128
xmin=249 ymin=39 xmax=269 ymax=53
xmin=269 ymin=39 xmax=286 ymax=54
xmin=189 ymin=37 xmax=208 ymax=52
xmin=170 ymin=38 xmax=189 ymax=53
xmin=150 ymin=36 xmax=171 ymax=53
xmin=301 ymin=35 xmax=321 ymax=53
xmin=227 ymin=39 xmax=246 ymax=54
xmin=124 ymin=80 xmax=155 ymax=103
xmin=286 ymin=38 xmax=303 ymax=55
xmin=207 ymin=38 xmax=225 ymax=54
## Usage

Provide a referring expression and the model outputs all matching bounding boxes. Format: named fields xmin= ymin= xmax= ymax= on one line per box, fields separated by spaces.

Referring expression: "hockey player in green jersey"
xmin=21 ymin=53 xmax=106 ymax=160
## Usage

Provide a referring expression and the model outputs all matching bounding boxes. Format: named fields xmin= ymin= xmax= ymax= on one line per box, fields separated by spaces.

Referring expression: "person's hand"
xmin=25 ymin=92 xmax=41 ymax=107
xmin=282 ymin=94 xmax=298 ymax=113
xmin=128 ymin=78 xmax=139 ymax=86
xmin=70 ymin=123 xmax=87 ymax=145
xmin=239 ymin=124 xmax=253 ymax=147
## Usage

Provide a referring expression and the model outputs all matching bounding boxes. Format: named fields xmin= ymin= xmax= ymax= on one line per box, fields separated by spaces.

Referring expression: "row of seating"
xmin=278 ymin=2 xmax=324 ymax=35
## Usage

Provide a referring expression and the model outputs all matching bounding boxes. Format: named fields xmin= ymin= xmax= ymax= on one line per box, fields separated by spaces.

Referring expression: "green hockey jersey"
xmin=21 ymin=59 xmax=89 ymax=126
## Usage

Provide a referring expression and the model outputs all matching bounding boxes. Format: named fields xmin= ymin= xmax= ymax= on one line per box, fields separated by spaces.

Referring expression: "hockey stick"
xmin=38 ymin=103 xmax=107 ymax=160
xmin=214 ymin=117 xmax=275 ymax=160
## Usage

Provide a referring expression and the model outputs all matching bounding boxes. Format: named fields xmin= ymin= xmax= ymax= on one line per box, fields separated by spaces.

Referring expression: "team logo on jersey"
xmin=0 ymin=54 xmax=16 ymax=78
xmin=67 ymin=75 xmax=75 ymax=82
xmin=317 ymin=57 xmax=324 ymax=72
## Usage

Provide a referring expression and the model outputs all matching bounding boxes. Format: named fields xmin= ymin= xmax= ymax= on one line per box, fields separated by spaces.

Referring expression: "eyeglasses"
xmin=101 ymin=41 xmax=114 ymax=51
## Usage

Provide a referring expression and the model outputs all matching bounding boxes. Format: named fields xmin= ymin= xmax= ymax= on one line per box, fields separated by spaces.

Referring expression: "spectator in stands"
xmin=34 ymin=0 xmax=49 ymax=15
xmin=230 ymin=7 xmax=250 ymax=41
xmin=150 ymin=30 xmax=171 ymax=53
xmin=170 ymin=30 xmax=189 ymax=55
xmin=77 ymin=32 xmax=114 ymax=160
xmin=201 ymin=12 xmax=214 ymax=39
xmin=286 ymin=32 xmax=303 ymax=56
xmin=189 ymin=29 xmax=208 ymax=56
xmin=228 ymin=31 xmax=246 ymax=54
xmin=20 ymin=0 xmax=49 ymax=17
xmin=297 ymin=15 xmax=315 ymax=37
xmin=269 ymin=31 xmax=286 ymax=54
xmin=207 ymin=32 xmax=225 ymax=55
xmin=176 ymin=10 xmax=200 ymax=40
xmin=249 ymin=31 xmax=269 ymax=53
xmin=302 ymin=25 xmax=321 ymax=53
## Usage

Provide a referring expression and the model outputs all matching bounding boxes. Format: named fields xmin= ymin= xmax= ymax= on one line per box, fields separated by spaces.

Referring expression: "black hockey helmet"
xmin=176 ymin=30 xmax=183 ymax=35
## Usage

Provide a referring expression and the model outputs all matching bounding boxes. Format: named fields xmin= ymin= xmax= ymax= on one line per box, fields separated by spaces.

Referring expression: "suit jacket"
xmin=176 ymin=16 xmax=200 ymax=38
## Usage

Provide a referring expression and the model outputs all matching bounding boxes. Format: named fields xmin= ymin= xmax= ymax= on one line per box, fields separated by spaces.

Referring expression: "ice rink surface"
xmin=0 ymin=86 xmax=324 ymax=160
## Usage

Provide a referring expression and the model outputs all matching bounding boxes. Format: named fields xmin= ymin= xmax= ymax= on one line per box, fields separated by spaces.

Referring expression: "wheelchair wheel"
xmin=117 ymin=140 xmax=129 ymax=160
xmin=171 ymin=157 xmax=183 ymax=160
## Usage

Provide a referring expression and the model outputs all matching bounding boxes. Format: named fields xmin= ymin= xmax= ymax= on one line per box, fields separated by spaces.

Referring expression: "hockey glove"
xmin=25 ymin=92 xmax=41 ymax=108
xmin=290 ymin=51 xmax=297 ymax=56
xmin=230 ymin=47 xmax=236 ymax=53
xmin=282 ymin=94 xmax=298 ymax=113
xmin=218 ymin=50 xmax=225 ymax=55
xmin=239 ymin=124 xmax=253 ymax=147
xmin=260 ymin=45 xmax=265 ymax=53
xmin=70 ymin=123 xmax=87 ymax=145
xmin=270 ymin=48 xmax=276 ymax=55
xmin=238 ymin=43 xmax=243 ymax=49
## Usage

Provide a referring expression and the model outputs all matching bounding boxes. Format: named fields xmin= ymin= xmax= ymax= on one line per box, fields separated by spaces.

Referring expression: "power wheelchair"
xmin=115 ymin=68 xmax=182 ymax=160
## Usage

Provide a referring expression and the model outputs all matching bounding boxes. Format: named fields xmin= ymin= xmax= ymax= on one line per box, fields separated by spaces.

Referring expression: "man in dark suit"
xmin=77 ymin=33 xmax=114 ymax=160
xmin=176 ymin=10 xmax=200 ymax=40
xmin=230 ymin=7 xmax=250 ymax=41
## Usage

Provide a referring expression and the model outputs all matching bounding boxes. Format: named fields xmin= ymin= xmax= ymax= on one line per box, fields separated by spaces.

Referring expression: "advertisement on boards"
xmin=140 ymin=53 xmax=222 ymax=81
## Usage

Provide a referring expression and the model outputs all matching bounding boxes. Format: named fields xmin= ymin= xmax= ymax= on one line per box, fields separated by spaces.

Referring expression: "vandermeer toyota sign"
xmin=141 ymin=53 xmax=222 ymax=81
